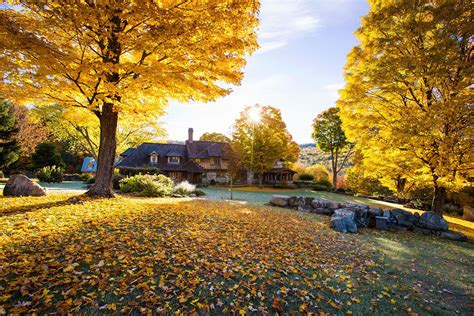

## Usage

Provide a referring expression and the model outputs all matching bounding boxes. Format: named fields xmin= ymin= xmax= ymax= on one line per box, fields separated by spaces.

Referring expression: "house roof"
xmin=166 ymin=150 xmax=182 ymax=157
xmin=116 ymin=142 xmax=205 ymax=173
xmin=186 ymin=140 xmax=231 ymax=159
xmin=120 ymin=147 xmax=136 ymax=157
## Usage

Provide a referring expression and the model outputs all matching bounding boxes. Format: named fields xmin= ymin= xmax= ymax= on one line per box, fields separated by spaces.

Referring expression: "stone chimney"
xmin=188 ymin=128 xmax=193 ymax=142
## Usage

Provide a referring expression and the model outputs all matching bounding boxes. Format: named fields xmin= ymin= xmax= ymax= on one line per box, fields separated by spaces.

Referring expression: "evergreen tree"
xmin=0 ymin=100 xmax=20 ymax=171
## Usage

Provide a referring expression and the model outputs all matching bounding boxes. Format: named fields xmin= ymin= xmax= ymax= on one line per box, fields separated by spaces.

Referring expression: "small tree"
xmin=32 ymin=143 xmax=64 ymax=170
xmin=312 ymin=107 xmax=353 ymax=190
xmin=0 ymin=100 xmax=20 ymax=172
xmin=232 ymin=105 xmax=299 ymax=186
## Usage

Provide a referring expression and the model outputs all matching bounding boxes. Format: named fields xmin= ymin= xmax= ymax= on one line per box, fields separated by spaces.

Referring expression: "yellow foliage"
xmin=337 ymin=0 xmax=473 ymax=207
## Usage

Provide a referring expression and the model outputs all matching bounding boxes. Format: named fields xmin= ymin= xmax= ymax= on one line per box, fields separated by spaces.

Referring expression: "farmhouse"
xmin=116 ymin=128 xmax=295 ymax=184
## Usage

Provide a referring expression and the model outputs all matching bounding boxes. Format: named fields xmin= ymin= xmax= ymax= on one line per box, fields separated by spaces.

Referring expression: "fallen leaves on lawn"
xmin=0 ymin=195 xmax=393 ymax=313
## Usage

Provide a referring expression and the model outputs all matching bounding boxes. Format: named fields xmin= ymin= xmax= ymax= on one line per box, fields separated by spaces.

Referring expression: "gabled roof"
xmin=166 ymin=150 xmax=182 ymax=157
xmin=186 ymin=140 xmax=231 ymax=159
xmin=120 ymin=147 xmax=136 ymax=157
xmin=116 ymin=143 xmax=205 ymax=173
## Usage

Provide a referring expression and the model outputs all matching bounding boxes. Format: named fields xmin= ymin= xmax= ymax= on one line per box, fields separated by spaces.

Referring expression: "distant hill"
xmin=298 ymin=143 xmax=331 ymax=167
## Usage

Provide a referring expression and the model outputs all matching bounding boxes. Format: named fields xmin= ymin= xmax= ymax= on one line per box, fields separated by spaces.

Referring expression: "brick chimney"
xmin=188 ymin=128 xmax=193 ymax=142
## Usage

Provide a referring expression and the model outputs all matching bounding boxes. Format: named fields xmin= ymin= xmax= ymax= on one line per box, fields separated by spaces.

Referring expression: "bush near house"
xmin=174 ymin=181 xmax=196 ymax=196
xmin=36 ymin=165 xmax=64 ymax=183
xmin=119 ymin=174 xmax=174 ymax=197
xmin=298 ymin=173 xmax=314 ymax=181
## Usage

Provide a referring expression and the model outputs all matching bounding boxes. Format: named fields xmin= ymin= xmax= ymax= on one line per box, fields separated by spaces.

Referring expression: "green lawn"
xmin=0 ymin=194 xmax=472 ymax=314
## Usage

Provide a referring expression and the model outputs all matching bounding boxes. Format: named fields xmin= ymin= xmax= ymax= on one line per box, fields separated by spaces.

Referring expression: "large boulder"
xmin=330 ymin=209 xmax=358 ymax=233
xmin=3 ymin=174 xmax=48 ymax=197
xmin=386 ymin=209 xmax=419 ymax=228
xmin=270 ymin=195 xmax=290 ymax=207
xmin=352 ymin=207 xmax=368 ymax=227
xmin=367 ymin=208 xmax=383 ymax=227
xmin=419 ymin=211 xmax=449 ymax=231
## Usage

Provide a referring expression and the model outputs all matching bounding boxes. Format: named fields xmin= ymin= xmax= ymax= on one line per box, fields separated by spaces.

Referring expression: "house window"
xmin=150 ymin=154 xmax=158 ymax=164
xmin=212 ymin=157 xmax=220 ymax=166
xmin=168 ymin=156 xmax=180 ymax=164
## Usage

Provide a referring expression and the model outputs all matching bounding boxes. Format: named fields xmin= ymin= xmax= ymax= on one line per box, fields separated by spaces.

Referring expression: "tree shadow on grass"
xmin=0 ymin=198 xmax=78 ymax=217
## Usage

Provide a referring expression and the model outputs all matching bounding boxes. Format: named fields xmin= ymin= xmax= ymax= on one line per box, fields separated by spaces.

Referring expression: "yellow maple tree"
xmin=338 ymin=0 xmax=473 ymax=213
xmin=0 ymin=0 xmax=259 ymax=196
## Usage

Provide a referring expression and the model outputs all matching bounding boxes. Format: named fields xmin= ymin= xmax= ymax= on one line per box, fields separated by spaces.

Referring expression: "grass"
xmin=0 ymin=194 xmax=472 ymax=314
xmin=204 ymin=187 xmax=474 ymax=240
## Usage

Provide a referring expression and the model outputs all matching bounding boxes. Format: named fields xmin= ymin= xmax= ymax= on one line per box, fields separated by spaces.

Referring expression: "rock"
xmin=3 ymin=174 xmax=48 ymax=197
xmin=346 ymin=203 xmax=369 ymax=210
xmin=304 ymin=197 xmax=314 ymax=206
xmin=270 ymin=195 xmax=290 ymax=207
xmin=311 ymin=199 xmax=329 ymax=209
xmin=375 ymin=216 xmax=388 ymax=230
xmin=330 ymin=209 xmax=357 ymax=233
xmin=298 ymin=205 xmax=312 ymax=212
xmin=327 ymin=202 xmax=341 ymax=210
xmin=463 ymin=205 xmax=474 ymax=221
xmin=367 ymin=208 xmax=383 ymax=227
xmin=419 ymin=211 xmax=449 ymax=231
xmin=288 ymin=196 xmax=298 ymax=207
xmin=334 ymin=208 xmax=354 ymax=217
xmin=295 ymin=196 xmax=306 ymax=207
xmin=387 ymin=209 xmax=419 ymax=228
xmin=439 ymin=230 xmax=467 ymax=242
xmin=312 ymin=208 xmax=333 ymax=216
xmin=352 ymin=208 xmax=368 ymax=227
xmin=413 ymin=226 xmax=434 ymax=235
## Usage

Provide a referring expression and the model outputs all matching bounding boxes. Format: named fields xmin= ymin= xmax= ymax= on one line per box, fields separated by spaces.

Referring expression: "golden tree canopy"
xmin=0 ymin=0 xmax=259 ymax=113
xmin=338 ymin=0 xmax=473 ymax=212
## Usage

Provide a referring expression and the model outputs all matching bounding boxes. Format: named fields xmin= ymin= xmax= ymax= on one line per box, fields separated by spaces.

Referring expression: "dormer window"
xmin=149 ymin=151 xmax=158 ymax=164
xmin=168 ymin=156 xmax=180 ymax=164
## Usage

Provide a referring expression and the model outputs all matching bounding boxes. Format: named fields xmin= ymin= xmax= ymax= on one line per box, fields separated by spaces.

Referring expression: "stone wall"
xmin=269 ymin=195 xmax=467 ymax=242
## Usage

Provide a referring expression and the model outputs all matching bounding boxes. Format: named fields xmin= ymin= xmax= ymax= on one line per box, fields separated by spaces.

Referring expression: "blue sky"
xmin=163 ymin=0 xmax=369 ymax=144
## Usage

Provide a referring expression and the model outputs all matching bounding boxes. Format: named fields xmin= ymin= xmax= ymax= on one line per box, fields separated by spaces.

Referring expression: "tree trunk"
xmin=431 ymin=185 xmax=446 ymax=215
xmin=332 ymin=172 xmax=338 ymax=191
xmin=86 ymin=104 xmax=118 ymax=197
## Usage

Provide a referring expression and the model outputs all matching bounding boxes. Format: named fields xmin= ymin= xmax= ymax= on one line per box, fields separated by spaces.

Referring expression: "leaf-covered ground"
xmin=0 ymin=195 xmax=472 ymax=314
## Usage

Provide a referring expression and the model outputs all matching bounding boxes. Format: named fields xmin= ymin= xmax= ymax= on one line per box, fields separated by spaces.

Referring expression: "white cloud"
xmin=257 ymin=0 xmax=320 ymax=53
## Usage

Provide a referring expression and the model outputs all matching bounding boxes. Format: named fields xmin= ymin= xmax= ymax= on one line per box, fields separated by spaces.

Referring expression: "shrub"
xmin=312 ymin=184 xmax=328 ymax=191
xmin=209 ymin=179 xmax=216 ymax=186
xmin=0 ymin=170 xmax=4 ymax=178
xmin=298 ymin=173 xmax=314 ymax=181
xmin=36 ymin=165 xmax=64 ymax=183
xmin=174 ymin=181 xmax=196 ymax=196
xmin=273 ymin=181 xmax=290 ymax=189
xmin=80 ymin=173 xmax=93 ymax=183
xmin=315 ymin=178 xmax=332 ymax=189
xmin=119 ymin=174 xmax=174 ymax=197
